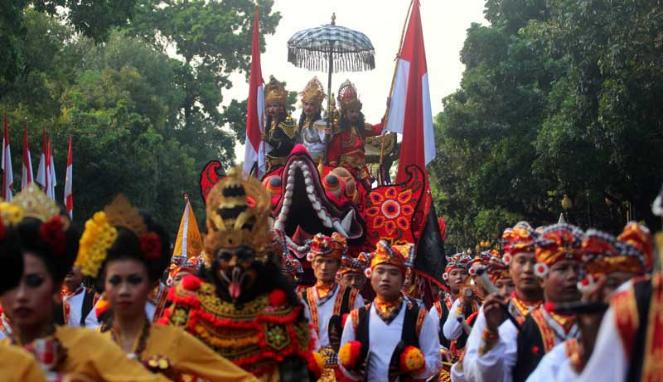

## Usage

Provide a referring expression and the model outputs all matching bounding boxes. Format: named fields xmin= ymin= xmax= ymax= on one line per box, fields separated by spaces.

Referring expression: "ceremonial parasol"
xmin=287 ymin=13 xmax=375 ymax=112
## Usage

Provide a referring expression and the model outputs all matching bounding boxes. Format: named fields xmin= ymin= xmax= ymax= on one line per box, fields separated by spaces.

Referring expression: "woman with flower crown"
xmin=0 ymin=184 xmax=164 ymax=381
xmin=0 ymin=204 xmax=46 ymax=382
xmin=75 ymin=194 xmax=257 ymax=381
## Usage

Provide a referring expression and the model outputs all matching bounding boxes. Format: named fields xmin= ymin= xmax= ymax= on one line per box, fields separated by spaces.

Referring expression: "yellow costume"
xmin=0 ymin=343 xmax=46 ymax=382
xmin=102 ymin=324 xmax=258 ymax=382
xmin=3 ymin=326 xmax=166 ymax=382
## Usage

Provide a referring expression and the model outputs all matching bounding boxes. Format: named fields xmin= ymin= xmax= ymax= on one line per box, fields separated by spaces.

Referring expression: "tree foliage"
xmin=431 ymin=0 xmax=663 ymax=249
xmin=0 ymin=1 xmax=281 ymax=233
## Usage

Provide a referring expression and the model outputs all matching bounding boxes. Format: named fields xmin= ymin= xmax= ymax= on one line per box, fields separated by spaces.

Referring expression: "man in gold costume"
xmin=263 ymin=76 xmax=298 ymax=172
xmin=298 ymin=77 xmax=330 ymax=163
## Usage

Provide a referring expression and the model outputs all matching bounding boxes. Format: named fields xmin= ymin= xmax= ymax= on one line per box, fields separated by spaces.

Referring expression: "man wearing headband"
xmin=301 ymin=233 xmax=363 ymax=380
xmin=529 ymin=222 xmax=652 ymax=381
xmin=338 ymin=241 xmax=441 ymax=381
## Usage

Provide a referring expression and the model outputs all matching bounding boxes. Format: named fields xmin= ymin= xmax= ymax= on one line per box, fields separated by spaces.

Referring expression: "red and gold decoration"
xmin=534 ymin=223 xmax=583 ymax=277
xmin=399 ymin=345 xmax=425 ymax=374
xmin=203 ymin=167 xmax=272 ymax=264
xmin=264 ymin=76 xmax=288 ymax=106
xmin=501 ymin=221 xmax=537 ymax=265
xmin=337 ymin=80 xmax=362 ymax=112
xmin=338 ymin=340 xmax=362 ymax=371
xmin=300 ymin=77 xmax=326 ymax=107
xmin=442 ymin=253 xmax=471 ymax=281
xmin=161 ymin=277 xmax=313 ymax=378
xmin=363 ymin=240 xmax=414 ymax=278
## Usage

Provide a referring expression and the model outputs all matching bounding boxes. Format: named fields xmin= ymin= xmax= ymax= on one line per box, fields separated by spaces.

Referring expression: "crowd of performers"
xmin=0 ymin=75 xmax=660 ymax=382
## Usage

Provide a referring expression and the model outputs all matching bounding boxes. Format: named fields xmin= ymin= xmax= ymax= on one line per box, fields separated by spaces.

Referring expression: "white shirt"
xmin=305 ymin=285 xmax=364 ymax=348
xmin=462 ymin=307 xmax=519 ymax=382
xmin=338 ymin=300 xmax=441 ymax=381
xmin=576 ymin=307 xmax=627 ymax=382
xmin=526 ymin=340 xmax=579 ymax=382
xmin=443 ymin=298 xmax=464 ymax=341
xmin=63 ymin=288 xmax=99 ymax=328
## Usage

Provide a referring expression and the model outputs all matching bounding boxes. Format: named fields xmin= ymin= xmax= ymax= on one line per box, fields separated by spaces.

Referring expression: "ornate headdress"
xmin=534 ymin=223 xmax=583 ymax=277
xmin=469 ymin=249 xmax=494 ymax=276
xmin=337 ymin=80 xmax=362 ymax=112
xmin=203 ymin=167 xmax=272 ymax=263
xmin=442 ymin=252 xmax=472 ymax=280
xmin=486 ymin=255 xmax=511 ymax=284
xmin=363 ymin=240 xmax=413 ymax=277
xmin=617 ymin=222 xmax=653 ymax=273
xmin=300 ymin=77 xmax=326 ymax=106
xmin=75 ymin=195 xmax=162 ymax=278
xmin=12 ymin=184 xmax=70 ymax=257
xmin=338 ymin=253 xmax=370 ymax=276
xmin=265 ymin=76 xmax=288 ymax=105
xmin=501 ymin=221 xmax=537 ymax=265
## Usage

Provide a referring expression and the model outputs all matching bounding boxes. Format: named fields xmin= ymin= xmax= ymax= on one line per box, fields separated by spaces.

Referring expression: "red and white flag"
xmin=36 ymin=130 xmax=56 ymax=200
xmin=2 ymin=115 xmax=14 ymax=201
xmin=64 ymin=136 xmax=73 ymax=218
xmin=21 ymin=126 xmax=34 ymax=190
xmin=385 ymin=0 xmax=436 ymax=183
xmin=242 ymin=6 xmax=265 ymax=177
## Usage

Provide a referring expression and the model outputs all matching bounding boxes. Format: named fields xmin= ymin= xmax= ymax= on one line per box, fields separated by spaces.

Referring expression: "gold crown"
xmin=203 ymin=167 xmax=272 ymax=262
xmin=12 ymin=183 xmax=60 ymax=222
xmin=300 ymin=77 xmax=326 ymax=106
xmin=265 ymin=76 xmax=288 ymax=105
xmin=104 ymin=195 xmax=147 ymax=237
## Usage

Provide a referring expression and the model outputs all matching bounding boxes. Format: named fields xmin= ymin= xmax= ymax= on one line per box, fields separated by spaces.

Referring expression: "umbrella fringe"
xmin=288 ymin=47 xmax=375 ymax=73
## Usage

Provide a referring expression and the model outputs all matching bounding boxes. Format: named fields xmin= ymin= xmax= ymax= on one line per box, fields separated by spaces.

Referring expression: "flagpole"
xmin=378 ymin=0 xmax=416 ymax=184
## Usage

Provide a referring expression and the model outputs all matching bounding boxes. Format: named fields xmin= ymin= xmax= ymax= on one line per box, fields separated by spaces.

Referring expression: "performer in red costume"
xmin=326 ymin=80 xmax=383 ymax=191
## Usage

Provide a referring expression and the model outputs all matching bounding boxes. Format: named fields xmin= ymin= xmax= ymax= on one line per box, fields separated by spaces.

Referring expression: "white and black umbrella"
xmin=287 ymin=14 xmax=375 ymax=108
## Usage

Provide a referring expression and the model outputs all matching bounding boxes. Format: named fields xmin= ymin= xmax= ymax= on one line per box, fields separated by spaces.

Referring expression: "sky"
xmin=228 ymin=0 xmax=488 ymax=162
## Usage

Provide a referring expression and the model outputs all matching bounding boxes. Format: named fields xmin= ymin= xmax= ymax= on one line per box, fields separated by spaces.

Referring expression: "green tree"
xmin=431 ymin=0 xmax=663 ymax=249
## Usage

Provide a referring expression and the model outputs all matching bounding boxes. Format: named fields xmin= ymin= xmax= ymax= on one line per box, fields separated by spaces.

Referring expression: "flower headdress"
xmin=306 ymin=232 xmax=346 ymax=262
xmin=75 ymin=195 xmax=162 ymax=278
xmin=12 ymin=184 xmax=69 ymax=257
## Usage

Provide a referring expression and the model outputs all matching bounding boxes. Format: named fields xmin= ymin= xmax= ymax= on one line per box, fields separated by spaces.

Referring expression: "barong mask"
xmin=203 ymin=168 xmax=272 ymax=302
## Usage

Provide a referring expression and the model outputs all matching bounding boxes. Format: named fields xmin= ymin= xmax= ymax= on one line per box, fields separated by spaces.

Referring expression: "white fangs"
xmin=273 ymin=159 xmax=355 ymax=237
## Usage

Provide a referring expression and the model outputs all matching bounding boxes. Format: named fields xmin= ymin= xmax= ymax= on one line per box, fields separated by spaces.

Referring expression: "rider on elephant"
xmin=326 ymin=80 xmax=383 ymax=191
xmin=263 ymin=76 xmax=299 ymax=172
xmin=298 ymin=77 xmax=331 ymax=163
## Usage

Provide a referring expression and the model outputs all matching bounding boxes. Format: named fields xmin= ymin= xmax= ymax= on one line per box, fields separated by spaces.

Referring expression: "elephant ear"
xmin=199 ymin=160 xmax=224 ymax=204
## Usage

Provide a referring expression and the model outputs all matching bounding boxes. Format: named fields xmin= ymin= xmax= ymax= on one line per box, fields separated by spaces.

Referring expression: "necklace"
xmin=111 ymin=317 xmax=151 ymax=360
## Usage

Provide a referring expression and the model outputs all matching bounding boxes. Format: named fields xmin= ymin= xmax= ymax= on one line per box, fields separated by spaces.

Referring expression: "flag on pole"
xmin=36 ymin=130 xmax=56 ymax=200
xmin=172 ymin=195 xmax=203 ymax=259
xmin=64 ymin=136 xmax=73 ymax=219
xmin=385 ymin=0 xmax=445 ymax=288
xmin=242 ymin=6 xmax=266 ymax=177
xmin=21 ymin=126 xmax=33 ymax=190
xmin=385 ymin=0 xmax=435 ymax=183
xmin=2 ymin=115 xmax=13 ymax=201
xmin=36 ymin=130 xmax=48 ymax=193
xmin=47 ymin=137 xmax=56 ymax=200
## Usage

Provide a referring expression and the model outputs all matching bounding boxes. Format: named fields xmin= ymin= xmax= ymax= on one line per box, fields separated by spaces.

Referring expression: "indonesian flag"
xmin=21 ymin=127 xmax=33 ymax=190
xmin=172 ymin=195 xmax=203 ymax=259
xmin=47 ymin=137 xmax=56 ymax=200
xmin=64 ymin=136 xmax=73 ymax=218
xmin=385 ymin=0 xmax=436 ymax=183
xmin=36 ymin=130 xmax=56 ymax=200
xmin=242 ymin=6 xmax=265 ymax=177
xmin=2 ymin=115 xmax=13 ymax=201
